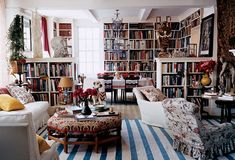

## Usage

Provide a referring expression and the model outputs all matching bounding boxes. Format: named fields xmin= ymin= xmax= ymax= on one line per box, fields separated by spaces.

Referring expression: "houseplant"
xmin=73 ymin=88 xmax=97 ymax=115
xmin=7 ymin=14 xmax=26 ymax=74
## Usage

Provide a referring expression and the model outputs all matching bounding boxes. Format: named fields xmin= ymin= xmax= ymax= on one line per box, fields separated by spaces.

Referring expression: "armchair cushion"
xmin=6 ymin=85 xmax=35 ymax=104
xmin=0 ymin=94 xmax=25 ymax=111
xmin=36 ymin=134 xmax=51 ymax=154
xmin=140 ymin=87 xmax=166 ymax=102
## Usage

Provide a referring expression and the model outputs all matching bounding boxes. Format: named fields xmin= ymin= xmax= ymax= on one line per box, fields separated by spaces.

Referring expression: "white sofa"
xmin=0 ymin=88 xmax=50 ymax=131
xmin=133 ymin=86 xmax=168 ymax=128
xmin=0 ymin=112 xmax=58 ymax=160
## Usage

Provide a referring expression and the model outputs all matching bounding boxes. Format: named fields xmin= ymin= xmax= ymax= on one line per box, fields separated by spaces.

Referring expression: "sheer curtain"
xmin=0 ymin=0 xmax=8 ymax=86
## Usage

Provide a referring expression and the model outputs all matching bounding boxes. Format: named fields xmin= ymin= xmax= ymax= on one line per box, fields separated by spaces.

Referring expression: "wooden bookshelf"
xmin=155 ymin=57 xmax=214 ymax=104
xmin=25 ymin=58 xmax=77 ymax=106
xmin=58 ymin=23 xmax=72 ymax=55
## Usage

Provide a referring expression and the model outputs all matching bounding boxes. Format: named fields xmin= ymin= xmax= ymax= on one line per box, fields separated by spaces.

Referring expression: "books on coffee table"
xmin=75 ymin=114 xmax=96 ymax=121
xmin=65 ymin=106 xmax=82 ymax=114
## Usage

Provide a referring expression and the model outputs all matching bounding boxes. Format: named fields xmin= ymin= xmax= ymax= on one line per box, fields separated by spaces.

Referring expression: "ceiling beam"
xmin=139 ymin=8 xmax=152 ymax=21
xmin=84 ymin=9 xmax=98 ymax=23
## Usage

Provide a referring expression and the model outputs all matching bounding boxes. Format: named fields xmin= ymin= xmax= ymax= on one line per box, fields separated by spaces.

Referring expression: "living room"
xmin=1 ymin=0 xmax=235 ymax=159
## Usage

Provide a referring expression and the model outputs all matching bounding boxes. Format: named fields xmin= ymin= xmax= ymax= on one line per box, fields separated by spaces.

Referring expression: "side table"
xmin=215 ymin=99 xmax=235 ymax=123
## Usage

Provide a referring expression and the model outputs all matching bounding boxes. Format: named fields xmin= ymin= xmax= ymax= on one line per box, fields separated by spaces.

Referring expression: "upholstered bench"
xmin=47 ymin=111 xmax=122 ymax=153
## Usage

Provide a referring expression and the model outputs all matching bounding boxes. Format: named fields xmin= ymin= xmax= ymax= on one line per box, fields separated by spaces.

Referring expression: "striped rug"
xmin=40 ymin=119 xmax=235 ymax=160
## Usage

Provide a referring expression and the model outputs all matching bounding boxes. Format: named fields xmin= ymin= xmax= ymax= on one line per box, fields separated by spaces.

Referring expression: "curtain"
xmin=41 ymin=17 xmax=50 ymax=56
xmin=32 ymin=11 xmax=43 ymax=58
xmin=0 ymin=0 xmax=8 ymax=86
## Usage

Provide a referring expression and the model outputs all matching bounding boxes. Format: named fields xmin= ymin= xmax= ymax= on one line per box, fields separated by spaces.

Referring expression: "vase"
xmin=201 ymin=73 xmax=212 ymax=86
xmin=81 ymin=100 xmax=92 ymax=115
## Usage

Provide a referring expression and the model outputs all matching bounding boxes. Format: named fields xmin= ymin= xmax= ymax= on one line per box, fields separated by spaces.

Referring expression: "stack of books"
xmin=75 ymin=114 xmax=96 ymax=121
xmin=204 ymin=92 xmax=218 ymax=96
xmin=65 ymin=106 xmax=82 ymax=114
xmin=218 ymin=93 xmax=235 ymax=100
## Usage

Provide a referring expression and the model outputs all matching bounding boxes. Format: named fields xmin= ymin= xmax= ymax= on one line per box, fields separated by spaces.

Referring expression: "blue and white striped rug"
xmin=40 ymin=119 xmax=235 ymax=160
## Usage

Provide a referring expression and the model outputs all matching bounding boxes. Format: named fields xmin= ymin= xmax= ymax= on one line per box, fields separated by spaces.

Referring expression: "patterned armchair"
xmin=162 ymin=98 xmax=235 ymax=160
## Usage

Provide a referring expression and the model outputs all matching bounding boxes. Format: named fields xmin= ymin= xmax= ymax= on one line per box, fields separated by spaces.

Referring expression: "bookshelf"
xmin=58 ymin=23 xmax=72 ymax=55
xmin=104 ymin=22 xmax=156 ymax=78
xmin=155 ymin=57 xmax=214 ymax=104
xmin=25 ymin=58 xmax=77 ymax=106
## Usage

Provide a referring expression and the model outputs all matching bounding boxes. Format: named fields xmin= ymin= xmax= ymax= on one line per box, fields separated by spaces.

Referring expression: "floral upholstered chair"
xmin=162 ymin=98 xmax=235 ymax=160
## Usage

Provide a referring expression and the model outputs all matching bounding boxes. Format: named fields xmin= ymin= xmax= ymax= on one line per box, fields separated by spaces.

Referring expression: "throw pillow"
xmin=0 ymin=94 xmax=25 ymax=111
xmin=6 ymin=85 xmax=35 ymax=104
xmin=36 ymin=134 xmax=51 ymax=154
xmin=0 ymin=88 xmax=11 ymax=95
xmin=140 ymin=88 xmax=166 ymax=102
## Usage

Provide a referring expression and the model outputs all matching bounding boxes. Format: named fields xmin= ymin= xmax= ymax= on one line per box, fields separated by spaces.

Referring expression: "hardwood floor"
xmin=106 ymin=92 xmax=141 ymax=119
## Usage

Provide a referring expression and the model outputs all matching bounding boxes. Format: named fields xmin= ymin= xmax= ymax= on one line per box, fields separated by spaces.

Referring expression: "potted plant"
xmin=7 ymin=14 xmax=26 ymax=74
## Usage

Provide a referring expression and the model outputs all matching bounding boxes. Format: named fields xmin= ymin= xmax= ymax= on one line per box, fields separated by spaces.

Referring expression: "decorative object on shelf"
xmin=198 ymin=60 xmax=216 ymax=86
xmin=156 ymin=16 xmax=172 ymax=58
xmin=73 ymin=88 xmax=97 ymax=115
xmin=51 ymin=36 xmax=69 ymax=57
xmin=218 ymin=52 xmax=235 ymax=96
xmin=199 ymin=14 xmax=214 ymax=57
xmin=187 ymin=43 xmax=197 ymax=57
xmin=58 ymin=77 xmax=73 ymax=104
xmin=112 ymin=9 xmax=124 ymax=54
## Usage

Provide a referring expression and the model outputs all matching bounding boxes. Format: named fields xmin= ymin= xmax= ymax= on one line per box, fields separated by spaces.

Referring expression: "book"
xmin=96 ymin=112 xmax=119 ymax=117
xmin=75 ymin=114 xmax=96 ymax=121
xmin=218 ymin=95 xmax=235 ymax=101
xmin=54 ymin=112 xmax=75 ymax=118
xmin=65 ymin=106 xmax=82 ymax=114
xmin=204 ymin=92 xmax=218 ymax=96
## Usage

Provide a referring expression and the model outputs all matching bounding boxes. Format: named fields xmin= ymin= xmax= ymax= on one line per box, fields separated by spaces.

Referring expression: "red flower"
xmin=73 ymin=87 xmax=96 ymax=102
xmin=198 ymin=60 xmax=216 ymax=74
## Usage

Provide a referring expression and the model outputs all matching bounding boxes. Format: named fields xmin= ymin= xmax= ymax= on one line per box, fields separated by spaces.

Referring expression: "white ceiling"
xmin=5 ymin=0 xmax=216 ymax=22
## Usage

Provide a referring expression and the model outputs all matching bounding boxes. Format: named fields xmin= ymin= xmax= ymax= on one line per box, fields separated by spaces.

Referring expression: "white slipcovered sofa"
xmin=133 ymin=86 xmax=167 ymax=128
xmin=0 ymin=112 xmax=58 ymax=160
xmin=0 ymin=88 xmax=49 ymax=131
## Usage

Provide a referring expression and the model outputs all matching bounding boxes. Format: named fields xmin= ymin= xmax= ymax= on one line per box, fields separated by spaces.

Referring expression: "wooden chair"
xmin=122 ymin=76 xmax=139 ymax=104
xmin=104 ymin=77 xmax=114 ymax=104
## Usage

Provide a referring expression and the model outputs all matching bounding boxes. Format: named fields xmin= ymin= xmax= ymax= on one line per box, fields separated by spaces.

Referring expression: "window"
xmin=23 ymin=17 xmax=32 ymax=52
xmin=78 ymin=27 xmax=103 ymax=78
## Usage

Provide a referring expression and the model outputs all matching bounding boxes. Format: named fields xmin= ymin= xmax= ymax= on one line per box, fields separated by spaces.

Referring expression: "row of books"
xmin=129 ymin=30 xmax=154 ymax=39
xmin=104 ymin=23 xmax=128 ymax=30
xmin=32 ymin=93 xmax=49 ymax=101
xmin=129 ymin=23 xmax=154 ymax=29
xmin=180 ymin=36 xmax=191 ymax=48
xmin=187 ymin=62 xmax=200 ymax=72
xmin=104 ymin=30 xmax=128 ymax=39
xmin=129 ymin=61 xmax=154 ymax=71
xmin=187 ymin=75 xmax=202 ymax=85
xmin=50 ymin=64 xmax=72 ymax=77
xmin=162 ymin=75 xmax=185 ymax=86
xmin=129 ymin=40 xmax=153 ymax=49
xmin=162 ymin=62 xmax=184 ymax=73
xmin=187 ymin=89 xmax=202 ymax=96
xmin=104 ymin=62 xmax=128 ymax=71
xmin=28 ymin=79 xmax=48 ymax=91
xmin=180 ymin=26 xmax=191 ymax=37
xmin=162 ymin=87 xmax=184 ymax=98
xmin=26 ymin=63 xmax=47 ymax=77
xmin=129 ymin=50 xmax=154 ymax=60
xmin=104 ymin=51 xmax=127 ymax=60
xmin=104 ymin=39 xmax=129 ymax=50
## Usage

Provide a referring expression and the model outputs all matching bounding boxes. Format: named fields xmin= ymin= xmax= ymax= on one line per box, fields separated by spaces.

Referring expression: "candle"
xmin=109 ymin=107 xmax=113 ymax=113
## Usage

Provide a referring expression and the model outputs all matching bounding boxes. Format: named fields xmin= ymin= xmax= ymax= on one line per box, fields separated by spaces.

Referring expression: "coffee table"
xmin=47 ymin=111 xmax=122 ymax=153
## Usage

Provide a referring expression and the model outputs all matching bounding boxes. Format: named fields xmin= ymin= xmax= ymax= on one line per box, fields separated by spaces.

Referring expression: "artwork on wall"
xmin=199 ymin=14 xmax=214 ymax=57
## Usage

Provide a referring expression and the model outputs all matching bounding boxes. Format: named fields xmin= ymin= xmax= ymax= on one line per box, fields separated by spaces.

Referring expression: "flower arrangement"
xmin=97 ymin=72 xmax=114 ymax=79
xmin=73 ymin=88 xmax=97 ymax=103
xmin=198 ymin=60 xmax=216 ymax=74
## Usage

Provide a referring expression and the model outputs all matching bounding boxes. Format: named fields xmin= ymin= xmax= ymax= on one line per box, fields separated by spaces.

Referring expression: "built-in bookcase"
xmin=156 ymin=57 xmax=214 ymax=104
xmin=25 ymin=58 xmax=77 ymax=106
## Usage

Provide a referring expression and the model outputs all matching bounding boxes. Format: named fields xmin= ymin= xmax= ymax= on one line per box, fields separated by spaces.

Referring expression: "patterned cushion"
xmin=0 ymin=88 xmax=10 ymax=95
xmin=140 ymin=88 xmax=166 ymax=102
xmin=6 ymin=85 xmax=35 ymax=104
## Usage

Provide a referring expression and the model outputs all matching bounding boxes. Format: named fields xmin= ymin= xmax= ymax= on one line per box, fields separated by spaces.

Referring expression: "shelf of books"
xmin=155 ymin=57 xmax=213 ymax=104
xmin=58 ymin=23 xmax=73 ymax=55
xmin=25 ymin=58 xmax=77 ymax=106
xmin=104 ymin=22 xmax=156 ymax=79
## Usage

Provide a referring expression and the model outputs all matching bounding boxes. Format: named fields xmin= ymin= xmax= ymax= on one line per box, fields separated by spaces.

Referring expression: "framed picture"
xmin=199 ymin=14 xmax=214 ymax=57
xmin=187 ymin=43 xmax=197 ymax=57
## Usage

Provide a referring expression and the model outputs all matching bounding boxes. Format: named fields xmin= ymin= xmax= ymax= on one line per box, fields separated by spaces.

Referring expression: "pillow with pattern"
xmin=140 ymin=88 xmax=166 ymax=102
xmin=6 ymin=85 xmax=35 ymax=104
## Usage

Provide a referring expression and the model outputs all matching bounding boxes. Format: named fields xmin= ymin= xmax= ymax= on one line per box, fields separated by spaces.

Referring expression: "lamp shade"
xmin=58 ymin=77 xmax=73 ymax=88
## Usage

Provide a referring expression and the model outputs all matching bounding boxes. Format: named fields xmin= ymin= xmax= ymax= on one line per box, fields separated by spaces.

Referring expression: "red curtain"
xmin=41 ymin=17 xmax=50 ymax=56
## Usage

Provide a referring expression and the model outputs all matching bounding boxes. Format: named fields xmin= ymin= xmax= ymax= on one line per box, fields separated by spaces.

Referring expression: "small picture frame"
xmin=187 ymin=43 xmax=197 ymax=57
xmin=199 ymin=14 xmax=214 ymax=57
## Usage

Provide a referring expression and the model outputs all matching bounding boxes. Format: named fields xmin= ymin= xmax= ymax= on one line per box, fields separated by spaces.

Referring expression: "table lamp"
xmin=58 ymin=77 xmax=73 ymax=104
